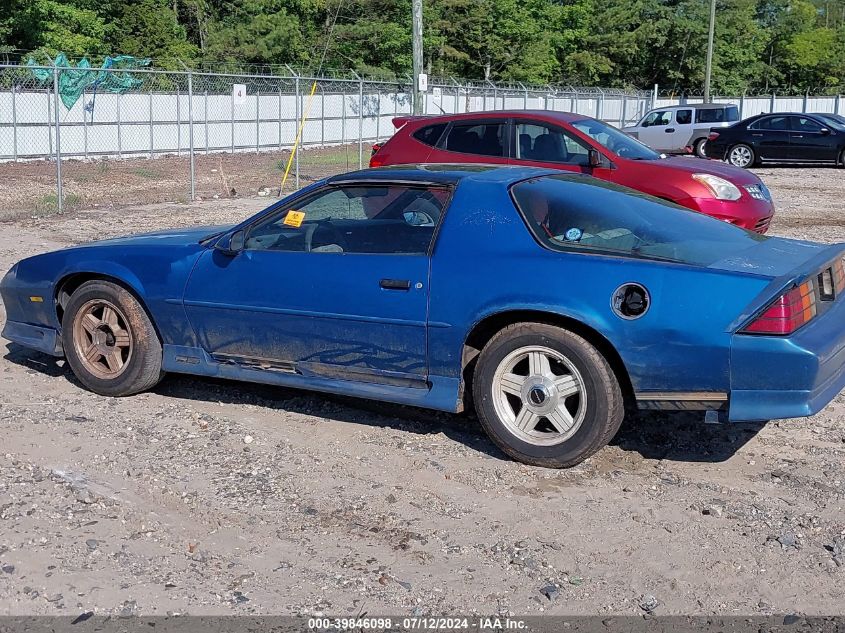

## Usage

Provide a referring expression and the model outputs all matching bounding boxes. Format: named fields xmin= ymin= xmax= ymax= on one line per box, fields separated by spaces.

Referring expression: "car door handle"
xmin=380 ymin=278 xmax=411 ymax=291
xmin=791 ymin=134 xmax=803 ymax=138
xmin=665 ymin=128 xmax=675 ymax=133
xmin=751 ymin=133 xmax=763 ymax=136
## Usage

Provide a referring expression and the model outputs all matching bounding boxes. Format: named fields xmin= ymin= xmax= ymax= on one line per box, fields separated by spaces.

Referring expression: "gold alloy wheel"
xmin=71 ymin=299 xmax=134 ymax=379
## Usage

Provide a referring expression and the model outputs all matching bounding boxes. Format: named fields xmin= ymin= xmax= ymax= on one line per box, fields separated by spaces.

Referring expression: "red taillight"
xmin=742 ymin=279 xmax=817 ymax=335
xmin=369 ymin=144 xmax=385 ymax=168
xmin=708 ymin=132 xmax=720 ymax=141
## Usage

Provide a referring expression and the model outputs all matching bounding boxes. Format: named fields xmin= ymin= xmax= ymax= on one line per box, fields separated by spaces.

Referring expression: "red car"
xmin=371 ymin=111 xmax=775 ymax=232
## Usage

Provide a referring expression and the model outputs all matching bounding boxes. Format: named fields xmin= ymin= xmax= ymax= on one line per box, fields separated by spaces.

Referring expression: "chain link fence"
xmin=0 ymin=63 xmax=652 ymax=217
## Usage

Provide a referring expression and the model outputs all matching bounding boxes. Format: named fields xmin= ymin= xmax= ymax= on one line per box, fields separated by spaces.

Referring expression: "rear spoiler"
xmin=728 ymin=243 xmax=845 ymax=332
xmin=392 ymin=115 xmax=430 ymax=129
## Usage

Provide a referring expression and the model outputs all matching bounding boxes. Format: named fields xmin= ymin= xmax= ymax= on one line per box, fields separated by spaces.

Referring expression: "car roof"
xmin=394 ymin=110 xmax=594 ymax=126
xmin=326 ymin=164 xmax=563 ymax=185
xmin=653 ymin=103 xmax=737 ymax=111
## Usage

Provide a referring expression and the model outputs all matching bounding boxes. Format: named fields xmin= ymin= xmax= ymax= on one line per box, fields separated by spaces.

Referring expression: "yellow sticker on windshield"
xmin=283 ymin=210 xmax=305 ymax=228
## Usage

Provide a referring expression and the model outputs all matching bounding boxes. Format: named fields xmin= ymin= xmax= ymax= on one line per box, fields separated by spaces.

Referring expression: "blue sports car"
xmin=3 ymin=165 xmax=845 ymax=467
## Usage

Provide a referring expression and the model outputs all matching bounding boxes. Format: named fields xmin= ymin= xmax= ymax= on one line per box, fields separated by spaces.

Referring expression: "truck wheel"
xmin=693 ymin=138 xmax=708 ymax=158
xmin=472 ymin=323 xmax=624 ymax=468
xmin=62 ymin=280 xmax=164 ymax=397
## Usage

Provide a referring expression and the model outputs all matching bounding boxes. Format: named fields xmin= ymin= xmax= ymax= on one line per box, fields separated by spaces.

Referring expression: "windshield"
xmin=511 ymin=175 xmax=767 ymax=266
xmin=813 ymin=114 xmax=845 ymax=129
xmin=571 ymin=118 xmax=661 ymax=160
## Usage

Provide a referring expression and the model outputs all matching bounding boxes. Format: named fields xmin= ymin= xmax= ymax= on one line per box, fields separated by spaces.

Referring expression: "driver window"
xmin=515 ymin=122 xmax=590 ymax=165
xmin=245 ymin=185 xmax=449 ymax=255
xmin=642 ymin=111 xmax=671 ymax=127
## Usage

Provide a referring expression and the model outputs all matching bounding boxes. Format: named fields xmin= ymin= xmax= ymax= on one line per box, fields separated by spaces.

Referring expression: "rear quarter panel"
xmin=428 ymin=179 xmax=771 ymax=394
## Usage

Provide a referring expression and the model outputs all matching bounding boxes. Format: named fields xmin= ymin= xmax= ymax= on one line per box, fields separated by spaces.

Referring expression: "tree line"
xmin=2 ymin=0 xmax=845 ymax=93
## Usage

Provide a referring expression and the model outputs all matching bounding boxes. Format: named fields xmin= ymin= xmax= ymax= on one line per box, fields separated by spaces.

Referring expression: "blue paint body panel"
xmin=3 ymin=165 xmax=845 ymax=423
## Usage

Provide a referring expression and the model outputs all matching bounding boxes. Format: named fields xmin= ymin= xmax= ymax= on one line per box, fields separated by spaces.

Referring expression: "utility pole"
xmin=412 ymin=0 xmax=424 ymax=114
xmin=704 ymin=0 xmax=716 ymax=102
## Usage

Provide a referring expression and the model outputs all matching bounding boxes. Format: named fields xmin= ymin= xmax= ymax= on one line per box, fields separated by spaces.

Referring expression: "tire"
xmin=61 ymin=280 xmax=164 ymax=397
xmin=472 ymin=323 xmax=624 ymax=468
xmin=693 ymin=138 xmax=708 ymax=158
xmin=839 ymin=149 xmax=845 ymax=168
xmin=727 ymin=143 xmax=755 ymax=168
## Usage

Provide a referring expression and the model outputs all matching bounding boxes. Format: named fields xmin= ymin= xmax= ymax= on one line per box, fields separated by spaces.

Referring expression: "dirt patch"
xmin=0 ymin=167 xmax=844 ymax=617
xmin=0 ymin=144 xmax=365 ymax=220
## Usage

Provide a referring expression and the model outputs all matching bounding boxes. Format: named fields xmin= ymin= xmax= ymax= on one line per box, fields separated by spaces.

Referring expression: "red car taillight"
xmin=369 ymin=143 xmax=385 ymax=167
xmin=742 ymin=279 xmax=817 ymax=335
xmin=708 ymin=132 xmax=720 ymax=141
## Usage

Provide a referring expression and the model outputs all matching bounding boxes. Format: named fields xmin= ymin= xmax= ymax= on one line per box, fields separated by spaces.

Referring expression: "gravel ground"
xmin=1 ymin=166 xmax=845 ymax=618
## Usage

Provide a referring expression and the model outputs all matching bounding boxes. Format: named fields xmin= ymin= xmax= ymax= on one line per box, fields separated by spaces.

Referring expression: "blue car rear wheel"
xmin=473 ymin=322 xmax=624 ymax=468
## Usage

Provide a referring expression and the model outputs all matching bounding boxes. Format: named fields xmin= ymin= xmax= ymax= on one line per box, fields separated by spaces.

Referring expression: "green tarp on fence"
xmin=28 ymin=53 xmax=151 ymax=110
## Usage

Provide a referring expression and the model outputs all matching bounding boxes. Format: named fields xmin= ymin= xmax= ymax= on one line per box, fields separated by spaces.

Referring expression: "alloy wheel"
xmin=729 ymin=145 xmax=752 ymax=167
xmin=72 ymin=299 xmax=134 ymax=379
xmin=491 ymin=345 xmax=587 ymax=446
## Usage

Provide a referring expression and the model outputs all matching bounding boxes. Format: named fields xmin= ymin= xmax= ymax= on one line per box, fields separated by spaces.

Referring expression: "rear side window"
xmin=675 ymin=109 xmax=692 ymax=125
xmin=750 ymin=116 xmax=790 ymax=131
xmin=413 ymin=123 xmax=447 ymax=147
xmin=696 ymin=107 xmax=735 ymax=123
xmin=725 ymin=106 xmax=740 ymax=121
xmin=443 ymin=122 xmax=506 ymax=157
xmin=511 ymin=175 xmax=766 ymax=266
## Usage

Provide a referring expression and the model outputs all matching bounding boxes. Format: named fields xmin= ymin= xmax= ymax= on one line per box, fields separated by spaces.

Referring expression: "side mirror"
xmin=215 ymin=229 xmax=245 ymax=256
xmin=588 ymin=149 xmax=604 ymax=168
xmin=820 ymin=127 xmax=831 ymax=135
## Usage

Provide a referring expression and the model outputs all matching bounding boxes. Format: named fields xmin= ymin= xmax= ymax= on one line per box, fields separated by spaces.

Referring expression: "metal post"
xmin=739 ymin=92 xmax=745 ymax=119
xmin=149 ymin=92 xmax=154 ymax=158
xmin=802 ymin=89 xmax=808 ymax=113
xmin=622 ymin=95 xmax=628 ymax=126
xmin=321 ymin=85 xmax=326 ymax=147
xmin=52 ymin=64 xmax=62 ymax=214
xmin=230 ymin=88 xmax=235 ymax=153
xmin=47 ymin=84 xmax=53 ymax=157
xmin=294 ymin=76 xmax=300 ymax=189
xmin=836 ymin=94 xmax=842 ymax=116
xmin=82 ymin=89 xmax=88 ymax=158
xmin=11 ymin=84 xmax=17 ymax=161
xmin=187 ymin=69 xmax=195 ymax=200
xmin=704 ymin=0 xmax=716 ymax=102
xmin=411 ymin=0 xmax=423 ymax=114
xmin=770 ymin=92 xmax=776 ymax=113
xmin=255 ymin=87 xmax=260 ymax=152
xmin=357 ymin=73 xmax=364 ymax=168
xmin=597 ymin=89 xmax=604 ymax=122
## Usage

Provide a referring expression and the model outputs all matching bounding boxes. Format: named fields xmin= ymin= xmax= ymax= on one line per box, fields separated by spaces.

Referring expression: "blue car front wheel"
xmin=62 ymin=279 xmax=164 ymax=397
xmin=473 ymin=322 xmax=624 ymax=468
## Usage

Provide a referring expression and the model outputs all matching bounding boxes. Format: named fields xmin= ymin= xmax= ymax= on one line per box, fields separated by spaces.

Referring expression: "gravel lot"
xmin=1 ymin=165 xmax=845 ymax=618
